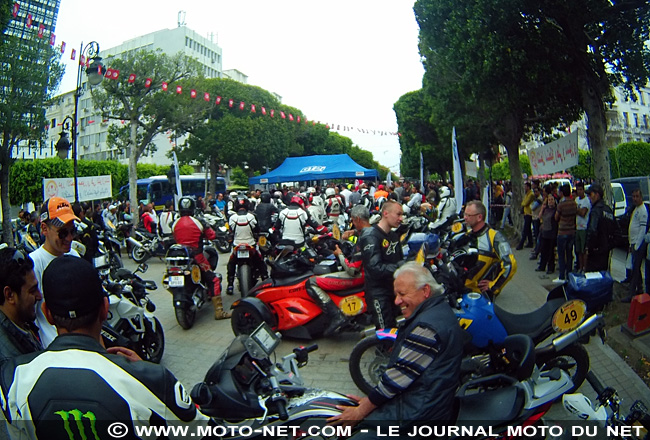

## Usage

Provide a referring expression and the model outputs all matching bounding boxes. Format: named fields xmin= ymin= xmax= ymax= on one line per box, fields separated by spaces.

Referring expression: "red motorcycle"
xmin=230 ymin=257 xmax=371 ymax=339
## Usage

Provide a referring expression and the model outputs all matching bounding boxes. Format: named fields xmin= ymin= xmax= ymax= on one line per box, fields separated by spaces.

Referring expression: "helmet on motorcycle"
xmin=290 ymin=195 xmax=305 ymax=209
xmin=562 ymin=393 xmax=607 ymax=422
xmin=406 ymin=232 xmax=441 ymax=258
xmin=178 ymin=197 xmax=195 ymax=216
xmin=439 ymin=186 xmax=451 ymax=199
xmin=260 ymin=192 xmax=271 ymax=203
xmin=325 ymin=188 xmax=336 ymax=198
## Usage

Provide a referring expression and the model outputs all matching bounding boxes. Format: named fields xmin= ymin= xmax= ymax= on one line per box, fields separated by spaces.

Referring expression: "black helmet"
xmin=236 ymin=197 xmax=250 ymax=212
xmin=178 ymin=196 xmax=195 ymax=216
xmin=260 ymin=192 xmax=271 ymax=204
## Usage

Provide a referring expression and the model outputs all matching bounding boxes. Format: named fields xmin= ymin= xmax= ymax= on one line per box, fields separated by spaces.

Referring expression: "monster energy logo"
xmin=54 ymin=409 xmax=100 ymax=440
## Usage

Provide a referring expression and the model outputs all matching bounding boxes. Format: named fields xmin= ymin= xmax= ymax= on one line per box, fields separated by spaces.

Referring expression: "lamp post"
xmin=54 ymin=41 xmax=104 ymax=204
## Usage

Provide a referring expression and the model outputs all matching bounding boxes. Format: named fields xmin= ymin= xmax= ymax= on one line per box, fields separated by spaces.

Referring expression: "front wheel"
xmin=231 ymin=302 xmax=266 ymax=336
xmin=238 ymin=264 xmax=253 ymax=297
xmin=175 ymin=306 xmax=196 ymax=330
xmin=216 ymin=239 xmax=231 ymax=254
xmin=131 ymin=245 xmax=149 ymax=264
xmin=137 ymin=317 xmax=165 ymax=363
xmin=536 ymin=343 xmax=589 ymax=393
xmin=349 ymin=335 xmax=395 ymax=395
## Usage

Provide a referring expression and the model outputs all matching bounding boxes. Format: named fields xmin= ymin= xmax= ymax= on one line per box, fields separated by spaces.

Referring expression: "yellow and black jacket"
xmin=465 ymin=224 xmax=517 ymax=296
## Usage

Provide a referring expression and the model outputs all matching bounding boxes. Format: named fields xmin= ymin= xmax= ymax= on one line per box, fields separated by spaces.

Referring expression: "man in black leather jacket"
xmin=254 ymin=192 xmax=278 ymax=232
xmin=359 ymin=200 xmax=404 ymax=329
xmin=585 ymin=184 xmax=614 ymax=272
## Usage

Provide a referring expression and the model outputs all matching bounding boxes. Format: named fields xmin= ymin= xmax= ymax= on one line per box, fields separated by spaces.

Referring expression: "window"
xmin=623 ymin=112 xmax=629 ymax=127
xmin=644 ymin=115 xmax=649 ymax=129
xmin=635 ymin=113 xmax=640 ymax=127
xmin=641 ymin=92 xmax=646 ymax=106
xmin=51 ymin=118 xmax=56 ymax=128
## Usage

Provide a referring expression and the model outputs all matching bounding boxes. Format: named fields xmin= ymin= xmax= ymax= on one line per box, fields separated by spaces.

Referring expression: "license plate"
xmin=168 ymin=276 xmax=184 ymax=287
xmin=237 ymin=250 xmax=250 ymax=258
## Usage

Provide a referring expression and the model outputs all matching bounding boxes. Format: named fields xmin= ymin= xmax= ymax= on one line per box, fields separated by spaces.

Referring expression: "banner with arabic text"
xmin=527 ymin=131 xmax=579 ymax=176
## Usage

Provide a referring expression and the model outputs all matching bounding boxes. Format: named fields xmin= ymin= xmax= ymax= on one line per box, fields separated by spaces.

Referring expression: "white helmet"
xmin=325 ymin=188 xmax=336 ymax=197
xmin=360 ymin=188 xmax=369 ymax=196
xmin=307 ymin=187 xmax=316 ymax=194
xmin=439 ymin=186 xmax=451 ymax=199
xmin=229 ymin=191 xmax=238 ymax=198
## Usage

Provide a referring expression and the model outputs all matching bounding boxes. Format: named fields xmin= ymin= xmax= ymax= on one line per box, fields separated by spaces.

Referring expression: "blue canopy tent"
xmin=249 ymin=154 xmax=378 ymax=185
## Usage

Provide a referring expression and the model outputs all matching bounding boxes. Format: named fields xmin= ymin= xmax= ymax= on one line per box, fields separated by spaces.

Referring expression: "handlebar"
xmin=586 ymin=371 xmax=606 ymax=396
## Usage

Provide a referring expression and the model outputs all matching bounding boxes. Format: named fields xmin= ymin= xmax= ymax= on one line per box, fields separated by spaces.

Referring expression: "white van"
xmin=545 ymin=178 xmax=572 ymax=190
xmin=585 ymin=182 xmax=627 ymax=218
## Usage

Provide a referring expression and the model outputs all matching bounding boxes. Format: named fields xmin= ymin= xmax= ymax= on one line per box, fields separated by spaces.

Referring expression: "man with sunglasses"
xmin=0 ymin=247 xmax=43 ymax=363
xmin=29 ymin=197 xmax=80 ymax=347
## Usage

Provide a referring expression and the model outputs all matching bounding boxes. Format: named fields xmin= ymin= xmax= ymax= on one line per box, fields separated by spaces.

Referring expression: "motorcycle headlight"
xmin=93 ymin=254 xmax=110 ymax=270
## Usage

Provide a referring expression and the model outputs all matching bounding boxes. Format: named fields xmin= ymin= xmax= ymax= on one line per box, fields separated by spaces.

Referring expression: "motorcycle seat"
xmin=137 ymin=229 xmax=157 ymax=240
xmin=493 ymin=297 xmax=567 ymax=343
xmin=455 ymin=384 xmax=524 ymax=423
xmin=271 ymin=272 xmax=314 ymax=287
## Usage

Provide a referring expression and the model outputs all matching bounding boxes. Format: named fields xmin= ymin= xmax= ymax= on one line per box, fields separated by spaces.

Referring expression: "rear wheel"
xmin=349 ymin=335 xmax=395 ymax=395
xmin=137 ymin=317 xmax=165 ymax=363
xmin=536 ymin=343 xmax=589 ymax=393
xmin=238 ymin=264 xmax=253 ymax=297
xmin=131 ymin=246 xmax=149 ymax=264
xmin=231 ymin=302 xmax=266 ymax=336
xmin=175 ymin=306 xmax=196 ymax=330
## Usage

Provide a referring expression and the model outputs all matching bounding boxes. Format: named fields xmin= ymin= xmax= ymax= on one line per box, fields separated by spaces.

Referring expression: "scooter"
xmin=230 ymin=247 xmax=370 ymax=339
xmin=162 ymin=241 xmax=220 ymax=329
xmin=191 ymin=322 xmax=357 ymax=438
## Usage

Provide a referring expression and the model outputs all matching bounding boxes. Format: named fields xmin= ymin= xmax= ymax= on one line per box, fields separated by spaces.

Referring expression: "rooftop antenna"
xmin=178 ymin=10 xmax=186 ymax=28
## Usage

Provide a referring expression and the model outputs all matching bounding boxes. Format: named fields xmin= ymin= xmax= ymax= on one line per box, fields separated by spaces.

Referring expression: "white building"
xmin=42 ymin=25 xmax=248 ymax=165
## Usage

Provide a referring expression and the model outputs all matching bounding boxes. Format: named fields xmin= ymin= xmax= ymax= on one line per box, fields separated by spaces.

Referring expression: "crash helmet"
xmin=260 ymin=192 xmax=272 ymax=203
xmin=236 ymin=197 xmax=250 ymax=212
xmin=307 ymin=187 xmax=316 ymax=194
xmin=229 ymin=191 xmax=238 ymax=199
xmin=360 ymin=188 xmax=369 ymax=196
xmin=273 ymin=191 xmax=283 ymax=199
xmin=439 ymin=186 xmax=451 ymax=199
xmin=179 ymin=196 xmax=196 ymax=216
xmin=325 ymin=188 xmax=336 ymax=198
xmin=290 ymin=195 xmax=305 ymax=209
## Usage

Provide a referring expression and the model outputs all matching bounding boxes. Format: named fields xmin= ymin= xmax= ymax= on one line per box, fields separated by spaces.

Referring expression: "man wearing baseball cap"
xmin=29 ymin=196 xmax=80 ymax=347
xmin=0 ymin=256 xmax=208 ymax=439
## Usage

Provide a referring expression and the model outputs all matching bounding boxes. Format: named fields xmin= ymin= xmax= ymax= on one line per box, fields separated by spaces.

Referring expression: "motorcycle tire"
xmin=175 ymin=306 xmax=197 ymax=330
xmin=137 ymin=317 xmax=165 ymax=363
xmin=536 ymin=343 xmax=589 ymax=393
xmin=131 ymin=245 xmax=149 ymax=264
xmin=110 ymin=253 xmax=123 ymax=271
xmin=231 ymin=302 xmax=266 ymax=336
xmin=238 ymin=264 xmax=253 ymax=297
xmin=349 ymin=335 xmax=395 ymax=395
xmin=216 ymin=240 xmax=232 ymax=254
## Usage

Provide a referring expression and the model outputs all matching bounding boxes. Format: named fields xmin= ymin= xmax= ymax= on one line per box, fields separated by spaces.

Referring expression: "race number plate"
xmin=258 ymin=236 xmax=267 ymax=247
xmin=237 ymin=250 xmax=250 ymax=259
xmin=191 ymin=265 xmax=202 ymax=283
xmin=339 ymin=295 xmax=364 ymax=317
xmin=552 ymin=299 xmax=587 ymax=333
xmin=332 ymin=224 xmax=341 ymax=241
xmin=169 ymin=276 xmax=184 ymax=287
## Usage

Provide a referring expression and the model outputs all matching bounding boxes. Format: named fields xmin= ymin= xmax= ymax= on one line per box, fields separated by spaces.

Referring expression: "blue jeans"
xmin=557 ymin=234 xmax=575 ymax=280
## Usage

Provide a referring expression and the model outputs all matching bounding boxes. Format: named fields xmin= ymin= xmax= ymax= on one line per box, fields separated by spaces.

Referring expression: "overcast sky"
xmin=54 ymin=0 xmax=425 ymax=173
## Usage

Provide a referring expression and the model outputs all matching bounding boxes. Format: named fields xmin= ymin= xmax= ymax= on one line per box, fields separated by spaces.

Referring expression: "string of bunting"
xmin=12 ymin=2 xmax=400 ymax=137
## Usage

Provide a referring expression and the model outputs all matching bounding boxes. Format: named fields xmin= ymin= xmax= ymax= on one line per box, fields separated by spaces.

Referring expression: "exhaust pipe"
xmin=127 ymin=237 xmax=143 ymax=248
xmin=536 ymin=314 xmax=604 ymax=357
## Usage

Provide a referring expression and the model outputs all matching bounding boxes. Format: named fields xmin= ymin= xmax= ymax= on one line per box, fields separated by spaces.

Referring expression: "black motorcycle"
xmin=163 ymin=240 xmax=220 ymax=329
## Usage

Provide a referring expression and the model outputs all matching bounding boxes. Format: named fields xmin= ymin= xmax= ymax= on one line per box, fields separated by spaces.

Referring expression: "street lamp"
xmin=53 ymin=41 xmax=104 ymax=203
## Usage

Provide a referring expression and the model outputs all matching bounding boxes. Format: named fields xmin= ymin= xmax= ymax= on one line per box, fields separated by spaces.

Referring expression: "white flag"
xmin=452 ymin=128 xmax=463 ymax=213
xmin=420 ymin=151 xmax=424 ymax=192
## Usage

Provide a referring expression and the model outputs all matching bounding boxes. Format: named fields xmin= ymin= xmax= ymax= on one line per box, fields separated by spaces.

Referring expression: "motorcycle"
xmin=203 ymin=211 xmax=232 ymax=254
xmin=231 ymin=246 xmax=370 ymax=339
xmin=96 ymin=226 xmax=124 ymax=275
xmin=128 ymin=228 xmax=174 ymax=263
xmin=562 ymin=370 xmax=650 ymax=438
xmin=93 ymin=258 xmax=165 ymax=363
xmin=231 ymin=243 xmax=264 ymax=297
xmin=14 ymin=225 xmax=39 ymax=254
xmin=191 ymin=322 xmax=357 ymax=437
xmin=162 ymin=240 xmax=220 ymax=329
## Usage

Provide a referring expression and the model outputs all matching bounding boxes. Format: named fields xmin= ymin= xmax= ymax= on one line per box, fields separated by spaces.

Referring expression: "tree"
xmin=521 ymin=0 xmax=650 ymax=201
xmin=0 ymin=0 xmax=12 ymax=36
xmin=414 ymin=0 xmax=583 ymax=234
xmin=92 ymin=50 xmax=203 ymax=226
xmin=0 ymin=30 xmax=64 ymax=244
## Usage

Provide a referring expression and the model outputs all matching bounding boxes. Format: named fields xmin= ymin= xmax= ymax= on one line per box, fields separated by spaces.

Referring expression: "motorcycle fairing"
xmin=455 ymin=292 xmax=508 ymax=348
